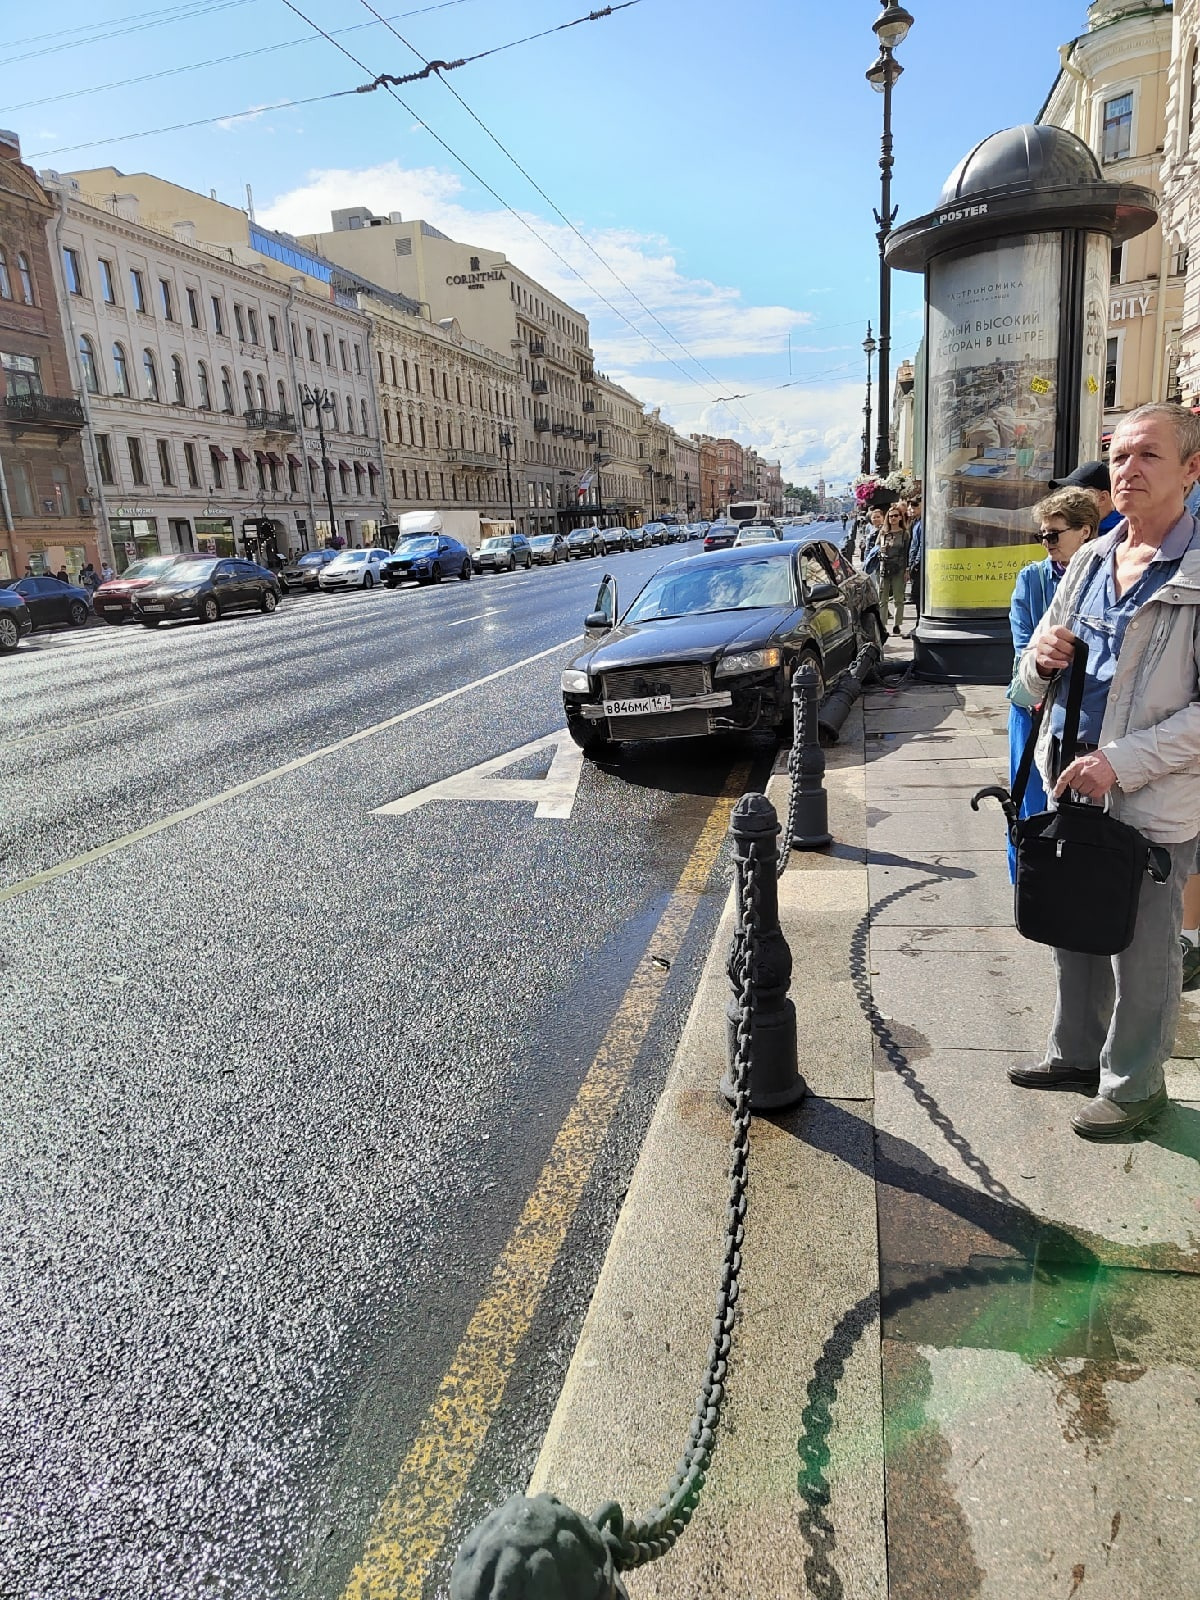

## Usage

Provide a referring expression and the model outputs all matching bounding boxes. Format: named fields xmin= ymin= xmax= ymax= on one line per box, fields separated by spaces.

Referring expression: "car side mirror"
xmin=586 ymin=571 xmax=617 ymax=632
xmin=585 ymin=610 xmax=611 ymax=631
xmin=808 ymin=581 xmax=839 ymax=603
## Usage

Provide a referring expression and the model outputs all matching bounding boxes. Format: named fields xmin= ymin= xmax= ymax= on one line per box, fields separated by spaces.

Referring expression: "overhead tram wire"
xmin=276 ymin=0 xmax=734 ymax=412
xmin=3 ymin=0 xmax=263 ymax=65
xmin=0 ymin=0 xmax=486 ymax=116
xmin=0 ymin=0 xmax=255 ymax=50
xmin=354 ymin=0 xmax=760 ymax=429
xmin=30 ymin=91 xmax=362 ymax=160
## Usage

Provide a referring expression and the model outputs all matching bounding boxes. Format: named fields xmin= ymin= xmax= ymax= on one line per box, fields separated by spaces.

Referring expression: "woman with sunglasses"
xmin=1005 ymin=488 xmax=1100 ymax=880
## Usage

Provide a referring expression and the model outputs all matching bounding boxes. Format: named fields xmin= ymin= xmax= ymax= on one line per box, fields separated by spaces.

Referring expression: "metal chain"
xmin=777 ymin=733 xmax=804 ymax=880
xmin=599 ymin=841 xmax=763 ymax=1571
xmin=848 ymin=876 xmax=1024 ymax=1209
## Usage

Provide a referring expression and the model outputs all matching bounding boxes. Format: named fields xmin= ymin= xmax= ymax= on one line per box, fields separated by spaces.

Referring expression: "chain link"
xmin=776 ymin=730 xmax=805 ymax=880
xmin=601 ymin=840 xmax=764 ymax=1571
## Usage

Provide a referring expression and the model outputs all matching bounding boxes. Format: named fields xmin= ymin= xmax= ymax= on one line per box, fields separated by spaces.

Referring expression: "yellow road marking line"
xmin=0 ymin=638 xmax=577 ymax=906
xmin=339 ymin=761 xmax=751 ymax=1600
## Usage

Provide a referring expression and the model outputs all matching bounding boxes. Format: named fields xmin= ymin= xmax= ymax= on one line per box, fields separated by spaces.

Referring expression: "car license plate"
xmin=142 ymin=604 xmax=165 ymax=613
xmin=603 ymin=694 xmax=672 ymax=717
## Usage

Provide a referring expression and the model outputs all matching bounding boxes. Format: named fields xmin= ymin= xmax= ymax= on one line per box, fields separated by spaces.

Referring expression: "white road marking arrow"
xmin=372 ymin=729 xmax=585 ymax=821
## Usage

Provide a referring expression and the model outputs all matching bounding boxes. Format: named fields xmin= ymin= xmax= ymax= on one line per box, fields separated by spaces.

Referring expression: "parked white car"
xmin=318 ymin=548 xmax=392 ymax=590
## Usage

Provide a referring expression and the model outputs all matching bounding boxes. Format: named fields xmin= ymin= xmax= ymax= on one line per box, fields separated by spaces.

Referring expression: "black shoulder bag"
xmin=972 ymin=640 xmax=1171 ymax=955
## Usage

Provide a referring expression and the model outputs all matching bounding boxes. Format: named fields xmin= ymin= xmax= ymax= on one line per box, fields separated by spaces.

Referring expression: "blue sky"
xmin=10 ymin=0 xmax=1092 ymax=488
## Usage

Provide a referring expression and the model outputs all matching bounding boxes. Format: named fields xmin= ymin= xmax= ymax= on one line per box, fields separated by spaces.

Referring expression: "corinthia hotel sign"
xmin=446 ymin=254 xmax=506 ymax=291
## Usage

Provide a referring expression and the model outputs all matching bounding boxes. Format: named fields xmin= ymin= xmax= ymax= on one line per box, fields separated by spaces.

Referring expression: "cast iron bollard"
xmin=451 ymin=1495 xmax=629 ymax=1599
xmin=720 ymin=793 xmax=806 ymax=1112
xmin=788 ymin=662 xmax=832 ymax=851
xmin=818 ymin=640 xmax=882 ymax=745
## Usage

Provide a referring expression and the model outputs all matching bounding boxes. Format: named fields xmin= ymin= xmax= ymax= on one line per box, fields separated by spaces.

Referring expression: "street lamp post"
xmin=592 ymin=451 xmax=605 ymax=522
xmin=299 ymin=384 xmax=338 ymax=546
xmin=498 ymin=426 xmax=517 ymax=528
xmin=861 ymin=324 xmax=876 ymax=477
xmin=866 ymin=1 xmax=914 ymax=479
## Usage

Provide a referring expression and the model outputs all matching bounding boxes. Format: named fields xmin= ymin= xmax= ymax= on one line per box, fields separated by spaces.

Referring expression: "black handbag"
xmin=972 ymin=641 xmax=1171 ymax=955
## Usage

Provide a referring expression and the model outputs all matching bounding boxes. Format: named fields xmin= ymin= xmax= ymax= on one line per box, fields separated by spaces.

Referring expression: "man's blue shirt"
xmin=1049 ymin=513 xmax=1196 ymax=746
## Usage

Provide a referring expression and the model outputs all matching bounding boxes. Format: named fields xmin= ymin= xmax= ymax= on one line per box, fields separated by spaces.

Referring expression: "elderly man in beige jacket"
xmin=1011 ymin=403 xmax=1200 ymax=1139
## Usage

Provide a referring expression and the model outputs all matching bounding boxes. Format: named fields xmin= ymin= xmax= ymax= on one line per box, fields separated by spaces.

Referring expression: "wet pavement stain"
xmin=1036 ymin=1357 xmax=1146 ymax=1449
xmin=881 ymin=1340 xmax=985 ymax=1600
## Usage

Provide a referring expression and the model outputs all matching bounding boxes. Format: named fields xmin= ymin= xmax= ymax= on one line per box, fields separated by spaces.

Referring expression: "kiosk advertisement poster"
xmin=1077 ymin=231 xmax=1110 ymax=460
xmin=925 ymin=234 xmax=1060 ymax=617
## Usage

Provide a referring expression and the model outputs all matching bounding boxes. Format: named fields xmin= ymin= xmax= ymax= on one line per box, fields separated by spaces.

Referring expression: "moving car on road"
xmin=733 ymin=524 xmax=781 ymax=547
xmin=560 ymin=537 xmax=883 ymax=757
xmin=0 ymin=586 xmax=32 ymax=653
xmin=383 ymin=534 xmax=472 ymax=585
xmin=474 ymin=534 xmax=533 ymax=573
xmin=1 ymin=575 xmax=93 ymax=631
xmin=133 ymin=557 xmax=282 ymax=626
xmin=702 ymin=522 xmax=739 ymax=552
xmin=92 ymin=556 xmax=185 ymax=622
xmin=528 ymin=533 xmax=568 ymax=566
xmin=318 ymin=548 xmax=392 ymax=590
xmin=279 ymin=549 xmax=339 ymax=593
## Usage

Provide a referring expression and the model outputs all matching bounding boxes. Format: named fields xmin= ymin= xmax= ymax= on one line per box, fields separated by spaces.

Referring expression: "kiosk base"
xmin=911 ymin=616 xmax=1013 ymax=684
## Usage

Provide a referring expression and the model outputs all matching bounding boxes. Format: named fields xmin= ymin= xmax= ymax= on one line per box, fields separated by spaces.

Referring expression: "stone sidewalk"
xmin=529 ymin=670 xmax=1200 ymax=1599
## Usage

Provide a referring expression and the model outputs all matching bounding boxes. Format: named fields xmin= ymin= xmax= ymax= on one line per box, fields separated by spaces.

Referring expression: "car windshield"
xmin=338 ymin=551 xmax=369 ymax=563
xmin=298 ymin=551 xmax=330 ymax=566
xmin=530 ymin=536 xmax=555 ymax=547
xmin=625 ymin=557 xmax=794 ymax=622
xmin=480 ymin=538 xmax=510 ymax=551
xmin=399 ymin=537 xmax=438 ymax=554
xmin=118 ymin=557 xmax=175 ymax=580
xmin=166 ymin=559 xmax=218 ymax=582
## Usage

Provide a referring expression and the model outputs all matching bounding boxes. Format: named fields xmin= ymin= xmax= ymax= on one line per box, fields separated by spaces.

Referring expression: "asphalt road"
xmin=0 ymin=541 xmax=781 ymax=1600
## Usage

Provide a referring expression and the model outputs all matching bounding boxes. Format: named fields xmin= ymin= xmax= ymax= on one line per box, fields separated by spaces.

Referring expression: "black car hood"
xmin=571 ymin=606 xmax=801 ymax=673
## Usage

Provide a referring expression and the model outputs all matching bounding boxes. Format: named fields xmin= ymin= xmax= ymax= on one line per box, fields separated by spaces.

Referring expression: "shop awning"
xmin=264 ymin=450 xmax=282 ymax=465
xmin=287 ymin=452 xmax=303 ymax=469
xmin=367 ymin=462 xmax=380 ymax=479
xmin=338 ymin=459 xmax=353 ymax=472
xmin=232 ymin=447 xmax=250 ymax=463
xmin=253 ymin=449 xmax=268 ymax=463
xmin=308 ymin=454 xmax=322 ymax=469
xmin=209 ymin=446 xmax=229 ymax=461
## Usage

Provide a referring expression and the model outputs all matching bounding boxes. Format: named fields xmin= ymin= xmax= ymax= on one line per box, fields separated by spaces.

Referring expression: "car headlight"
xmin=714 ymin=647 xmax=782 ymax=678
xmin=560 ymin=668 xmax=591 ymax=693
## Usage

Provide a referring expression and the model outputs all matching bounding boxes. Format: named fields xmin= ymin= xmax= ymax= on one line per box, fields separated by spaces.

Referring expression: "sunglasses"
xmin=1038 ymin=528 xmax=1063 ymax=546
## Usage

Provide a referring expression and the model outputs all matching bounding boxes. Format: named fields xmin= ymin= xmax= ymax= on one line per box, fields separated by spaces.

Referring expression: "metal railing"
xmin=4 ymin=393 xmax=85 ymax=428
xmin=243 ymin=409 xmax=296 ymax=432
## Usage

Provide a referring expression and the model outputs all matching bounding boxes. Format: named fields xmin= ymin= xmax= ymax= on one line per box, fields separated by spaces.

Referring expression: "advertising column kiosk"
xmin=885 ymin=124 xmax=1157 ymax=680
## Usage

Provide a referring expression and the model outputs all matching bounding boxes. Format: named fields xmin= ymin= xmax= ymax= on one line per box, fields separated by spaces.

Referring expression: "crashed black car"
xmin=560 ymin=539 xmax=883 ymax=756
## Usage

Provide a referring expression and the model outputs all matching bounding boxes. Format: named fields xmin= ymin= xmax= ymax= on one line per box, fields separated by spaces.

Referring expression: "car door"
xmin=797 ymin=545 xmax=856 ymax=673
xmin=16 ymin=577 xmax=59 ymax=627
xmin=237 ymin=560 xmax=268 ymax=609
xmin=211 ymin=560 xmax=243 ymax=610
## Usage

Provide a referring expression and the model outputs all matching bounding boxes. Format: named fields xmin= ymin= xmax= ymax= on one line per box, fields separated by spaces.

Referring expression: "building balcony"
xmin=584 ymin=431 xmax=597 ymax=444
xmin=579 ymin=367 xmax=594 ymax=384
xmin=445 ymin=448 xmax=499 ymax=469
xmin=533 ymin=414 xmax=551 ymax=432
xmin=530 ymin=377 xmax=548 ymax=394
xmin=551 ymin=422 xmax=566 ymax=436
xmin=581 ymin=399 xmax=596 ymax=413
xmin=244 ymin=409 xmax=297 ymax=434
xmin=528 ymin=338 xmax=546 ymax=356
xmin=4 ymin=392 xmax=86 ymax=430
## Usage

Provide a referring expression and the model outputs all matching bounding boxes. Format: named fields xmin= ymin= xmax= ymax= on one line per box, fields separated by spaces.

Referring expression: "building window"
xmin=211 ymin=296 xmax=225 ymax=336
xmin=159 ymin=279 xmax=175 ymax=321
xmin=339 ymin=462 xmax=350 ymax=494
xmin=0 ymin=249 xmax=12 ymax=300
xmin=210 ymin=446 xmax=225 ymax=488
xmin=360 ymin=397 xmax=369 ymax=434
xmin=277 ymin=379 xmax=287 ymax=414
xmin=339 ymin=338 xmax=348 ymax=371
xmin=290 ymin=321 xmax=300 ymax=356
xmin=10 ymin=252 xmax=31 ymax=306
xmin=1189 ymin=47 xmax=1200 ymax=144
xmin=288 ymin=455 xmax=299 ymax=493
xmin=327 ymin=393 xmax=339 ymax=430
xmin=197 ymin=361 xmax=212 ymax=409
xmin=323 ymin=332 xmax=333 ymax=365
xmin=233 ymin=304 xmax=246 ymax=342
xmin=345 ymin=393 xmax=355 ymax=434
xmin=1110 ymin=244 xmax=1123 ymax=285
xmin=1172 ymin=243 xmax=1190 ymax=278
xmin=1102 ymin=93 xmax=1133 ymax=163
xmin=75 ymin=334 xmax=100 ymax=395
xmin=221 ymin=367 xmax=234 ymax=412
xmin=128 ymin=436 xmax=147 ymax=485
xmin=186 ymin=286 xmax=201 ymax=328
xmin=157 ymin=439 xmax=174 ymax=486
xmin=171 ymin=354 xmax=187 ymax=405
xmin=241 ymin=371 xmax=255 ymax=412
xmin=112 ymin=342 xmax=131 ymax=396
xmin=235 ymin=453 xmax=247 ymax=490
xmin=130 ymin=269 xmax=147 ymax=313
xmin=184 ymin=441 xmax=200 ymax=488
xmin=1105 ymin=336 xmax=1119 ymax=407
xmin=268 ymin=314 xmax=280 ymax=352
xmin=256 ymin=374 xmax=268 ymax=412
xmin=255 ymin=453 xmax=266 ymax=492
xmin=97 ymin=258 xmax=116 ymax=304
xmin=143 ymin=349 xmax=160 ymax=401
xmin=306 ymin=326 xmax=317 ymax=361
xmin=96 ymin=433 xmax=115 ymax=486
xmin=247 ymin=309 xmax=260 ymax=345
xmin=354 ymin=343 xmax=362 ymax=374
xmin=402 ymin=358 xmax=410 ymax=390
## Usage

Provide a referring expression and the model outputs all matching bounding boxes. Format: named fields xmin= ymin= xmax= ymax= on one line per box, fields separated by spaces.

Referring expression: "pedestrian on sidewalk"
xmin=1011 ymin=402 xmax=1200 ymax=1140
xmin=1049 ymin=459 xmax=1122 ymax=535
xmin=1005 ymin=489 xmax=1100 ymax=881
xmin=907 ymin=494 xmax=924 ymax=629
xmin=877 ymin=502 xmax=910 ymax=635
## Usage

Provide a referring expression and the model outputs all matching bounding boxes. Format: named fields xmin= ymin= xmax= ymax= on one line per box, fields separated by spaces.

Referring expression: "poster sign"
xmin=925 ymin=234 xmax=1061 ymax=617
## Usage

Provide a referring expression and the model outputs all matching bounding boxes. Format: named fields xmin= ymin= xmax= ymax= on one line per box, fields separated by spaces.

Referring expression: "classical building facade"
xmin=364 ymin=291 xmax=521 ymax=525
xmin=589 ymin=372 xmax=644 ymax=525
xmin=637 ymin=407 xmax=675 ymax=520
xmin=294 ymin=208 xmax=600 ymax=534
xmin=672 ymin=431 xmax=700 ymax=520
xmin=1039 ymin=0 xmax=1183 ymax=435
xmin=59 ymin=167 xmax=385 ymax=557
xmin=0 ymin=133 xmax=96 ymax=580
xmin=1162 ymin=0 xmax=1200 ymax=406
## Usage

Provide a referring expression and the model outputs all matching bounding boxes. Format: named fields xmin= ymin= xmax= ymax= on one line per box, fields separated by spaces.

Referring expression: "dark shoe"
xmin=891 ymin=626 xmax=902 ymax=636
xmin=1182 ymin=938 xmax=1200 ymax=991
xmin=1072 ymin=1086 xmax=1168 ymax=1140
xmin=1008 ymin=1059 xmax=1100 ymax=1089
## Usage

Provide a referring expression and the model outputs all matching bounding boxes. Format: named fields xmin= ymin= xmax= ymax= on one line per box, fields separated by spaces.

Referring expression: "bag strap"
xmin=1011 ymin=636 xmax=1089 ymax=812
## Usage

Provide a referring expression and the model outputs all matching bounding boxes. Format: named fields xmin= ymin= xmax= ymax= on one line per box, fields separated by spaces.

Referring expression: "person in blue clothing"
xmin=1048 ymin=459 xmax=1121 ymax=534
xmin=1006 ymin=488 xmax=1100 ymax=880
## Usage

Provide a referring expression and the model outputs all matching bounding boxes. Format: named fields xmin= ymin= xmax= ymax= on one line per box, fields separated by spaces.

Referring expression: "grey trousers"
xmin=1044 ymin=836 xmax=1196 ymax=1102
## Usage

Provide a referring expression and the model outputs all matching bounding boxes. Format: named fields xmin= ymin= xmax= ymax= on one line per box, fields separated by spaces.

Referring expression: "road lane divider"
xmin=337 ymin=759 xmax=752 ymax=1600
xmin=0 ymin=638 xmax=578 ymax=905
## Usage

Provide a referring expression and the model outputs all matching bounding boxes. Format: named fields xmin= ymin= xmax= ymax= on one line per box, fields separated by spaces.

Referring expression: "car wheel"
xmin=566 ymin=711 xmax=618 ymax=759
xmin=261 ymin=589 xmax=278 ymax=613
xmin=777 ymin=650 xmax=826 ymax=747
xmin=199 ymin=595 xmax=220 ymax=624
xmin=364 ymin=572 xmax=375 ymax=590
xmin=459 ymin=558 xmax=471 ymax=581
xmin=863 ymin=610 xmax=885 ymax=650
xmin=141 ymin=619 xmax=161 ymax=629
xmin=431 ymin=563 xmax=442 ymax=584
xmin=0 ymin=615 xmax=20 ymax=652
xmin=68 ymin=600 xmax=89 ymax=627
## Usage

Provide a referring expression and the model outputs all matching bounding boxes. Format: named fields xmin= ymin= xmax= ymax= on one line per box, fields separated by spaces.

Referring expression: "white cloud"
xmin=260 ymin=158 xmax=860 ymax=485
